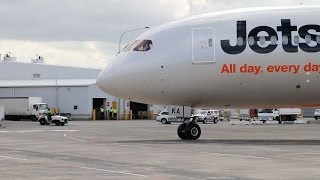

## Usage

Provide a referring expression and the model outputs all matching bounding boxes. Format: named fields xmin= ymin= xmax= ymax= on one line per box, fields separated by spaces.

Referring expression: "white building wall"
xmin=0 ymin=87 xmax=15 ymax=97
xmin=150 ymin=104 xmax=167 ymax=114
xmin=13 ymin=87 xmax=57 ymax=108
xmin=0 ymin=86 xmax=92 ymax=119
xmin=58 ymin=86 xmax=90 ymax=117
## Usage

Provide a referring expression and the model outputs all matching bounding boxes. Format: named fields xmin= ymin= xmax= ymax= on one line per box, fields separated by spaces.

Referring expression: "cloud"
xmin=0 ymin=0 xmax=188 ymax=42
xmin=0 ymin=0 xmax=319 ymax=68
xmin=0 ymin=40 xmax=114 ymax=69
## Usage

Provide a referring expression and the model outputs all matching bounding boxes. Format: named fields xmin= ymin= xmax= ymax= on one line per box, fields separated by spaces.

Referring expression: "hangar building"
xmin=0 ymin=55 xmax=121 ymax=119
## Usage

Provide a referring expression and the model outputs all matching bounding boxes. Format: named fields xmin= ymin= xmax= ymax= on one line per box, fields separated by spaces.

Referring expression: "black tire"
xmin=177 ymin=123 xmax=187 ymax=140
xmin=39 ymin=119 xmax=46 ymax=125
xmin=213 ymin=118 xmax=218 ymax=124
xmin=315 ymin=117 xmax=318 ymax=120
xmin=55 ymin=121 xmax=61 ymax=126
xmin=203 ymin=118 xmax=207 ymax=124
xmin=278 ymin=120 xmax=282 ymax=124
xmin=60 ymin=123 xmax=65 ymax=126
xmin=185 ymin=123 xmax=201 ymax=140
xmin=161 ymin=118 xmax=168 ymax=124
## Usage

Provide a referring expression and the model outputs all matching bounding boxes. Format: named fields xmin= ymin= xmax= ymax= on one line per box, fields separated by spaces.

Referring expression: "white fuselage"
xmin=97 ymin=6 xmax=320 ymax=109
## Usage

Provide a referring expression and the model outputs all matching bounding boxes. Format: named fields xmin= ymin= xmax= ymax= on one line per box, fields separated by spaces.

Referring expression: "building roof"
xmin=0 ymin=79 xmax=97 ymax=87
xmin=0 ymin=61 xmax=102 ymax=80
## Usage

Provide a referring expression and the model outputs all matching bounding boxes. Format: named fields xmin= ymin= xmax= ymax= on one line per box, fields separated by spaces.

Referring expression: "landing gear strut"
xmin=177 ymin=118 xmax=201 ymax=140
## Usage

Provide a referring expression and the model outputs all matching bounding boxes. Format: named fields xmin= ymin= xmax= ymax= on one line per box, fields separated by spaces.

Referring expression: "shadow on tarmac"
xmin=114 ymin=139 xmax=320 ymax=145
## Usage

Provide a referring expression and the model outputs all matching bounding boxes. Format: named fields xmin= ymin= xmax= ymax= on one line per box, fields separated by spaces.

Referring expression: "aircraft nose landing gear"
xmin=177 ymin=119 xmax=201 ymax=140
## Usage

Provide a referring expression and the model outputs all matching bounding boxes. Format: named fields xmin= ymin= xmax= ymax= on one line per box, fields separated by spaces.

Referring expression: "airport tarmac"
xmin=0 ymin=120 xmax=320 ymax=180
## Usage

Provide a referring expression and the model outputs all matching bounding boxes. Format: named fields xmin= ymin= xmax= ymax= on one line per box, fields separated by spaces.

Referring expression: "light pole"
xmin=117 ymin=26 xmax=150 ymax=120
xmin=118 ymin=27 xmax=150 ymax=53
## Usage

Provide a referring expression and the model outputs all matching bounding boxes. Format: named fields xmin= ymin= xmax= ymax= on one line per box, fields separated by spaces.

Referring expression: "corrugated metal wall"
xmin=303 ymin=108 xmax=317 ymax=117
xmin=0 ymin=86 xmax=92 ymax=119
xmin=58 ymin=87 xmax=90 ymax=115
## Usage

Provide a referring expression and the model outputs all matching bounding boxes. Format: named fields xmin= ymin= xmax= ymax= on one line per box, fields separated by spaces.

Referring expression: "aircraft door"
xmin=192 ymin=27 xmax=215 ymax=63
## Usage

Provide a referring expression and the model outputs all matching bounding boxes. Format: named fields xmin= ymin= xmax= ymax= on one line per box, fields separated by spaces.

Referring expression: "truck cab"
xmin=258 ymin=109 xmax=278 ymax=122
xmin=31 ymin=103 xmax=49 ymax=120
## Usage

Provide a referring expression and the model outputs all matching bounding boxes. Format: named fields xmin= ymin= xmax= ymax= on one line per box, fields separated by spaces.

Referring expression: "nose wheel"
xmin=177 ymin=121 xmax=201 ymax=140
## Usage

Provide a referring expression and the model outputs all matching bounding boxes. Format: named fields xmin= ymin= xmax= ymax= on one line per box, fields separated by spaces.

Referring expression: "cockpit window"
xmin=133 ymin=40 xmax=153 ymax=51
xmin=123 ymin=40 xmax=140 ymax=52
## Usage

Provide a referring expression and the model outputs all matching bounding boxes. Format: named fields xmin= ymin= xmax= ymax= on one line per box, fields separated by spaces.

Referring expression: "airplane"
xmin=97 ymin=6 xmax=320 ymax=140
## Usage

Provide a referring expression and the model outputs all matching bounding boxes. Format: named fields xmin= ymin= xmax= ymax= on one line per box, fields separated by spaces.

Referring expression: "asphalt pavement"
xmin=0 ymin=119 xmax=320 ymax=180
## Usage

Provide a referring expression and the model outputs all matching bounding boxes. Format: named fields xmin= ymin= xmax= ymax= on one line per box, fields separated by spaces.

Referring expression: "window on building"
xmin=74 ymin=105 xmax=78 ymax=110
xmin=33 ymin=74 xmax=41 ymax=79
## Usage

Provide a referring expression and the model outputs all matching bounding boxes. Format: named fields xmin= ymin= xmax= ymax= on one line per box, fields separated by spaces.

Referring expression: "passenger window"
xmin=237 ymin=37 xmax=244 ymax=46
xmin=317 ymin=35 xmax=320 ymax=44
xmin=271 ymin=36 xmax=277 ymax=45
xmin=133 ymin=40 xmax=153 ymax=51
xmin=259 ymin=36 xmax=266 ymax=45
xmin=305 ymin=35 xmax=311 ymax=44
xmin=294 ymin=36 xmax=299 ymax=44
xmin=282 ymin=36 xmax=288 ymax=45
xmin=248 ymin=37 xmax=254 ymax=46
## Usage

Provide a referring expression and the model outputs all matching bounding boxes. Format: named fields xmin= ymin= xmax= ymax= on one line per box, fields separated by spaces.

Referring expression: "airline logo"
xmin=221 ymin=19 xmax=320 ymax=54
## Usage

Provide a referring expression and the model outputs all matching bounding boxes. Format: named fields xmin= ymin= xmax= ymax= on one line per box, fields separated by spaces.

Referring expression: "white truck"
xmin=0 ymin=97 xmax=48 ymax=121
xmin=258 ymin=108 xmax=302 ymax=124
xmin=156 ymin=105 xmax=192 ymax=124
xmin=168 ymin=105 xmax=191 ymax=119
xmin=239 ymin=109 xmax=251 ymax=121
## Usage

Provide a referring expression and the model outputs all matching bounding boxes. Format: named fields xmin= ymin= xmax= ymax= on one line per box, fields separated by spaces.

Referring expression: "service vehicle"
xmin=39 ymin=113 xmax=69 ymax=126
xmin=314 ymin=109 xmax=320 ymax=120
xmin=258 ymin=108 xmax=301 ymax=123
xmin=156 ymin=110 xmax=178 ymax=124
xmin=239 ymin=109 xmax=251 ymax=121
xmin=0 ymin=97 xmax=48 ymax=121
xmin=193 ymin=109 xmax=219 ymax=124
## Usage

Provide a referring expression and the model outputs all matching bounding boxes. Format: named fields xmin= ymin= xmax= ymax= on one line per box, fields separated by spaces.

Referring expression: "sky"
xmin=0 ymin=0 xmax=319 ymax=69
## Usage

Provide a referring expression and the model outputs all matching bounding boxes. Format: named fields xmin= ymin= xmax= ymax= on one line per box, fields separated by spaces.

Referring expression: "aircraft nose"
xmin=96 ymin=63 xmax=117 ymax=96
